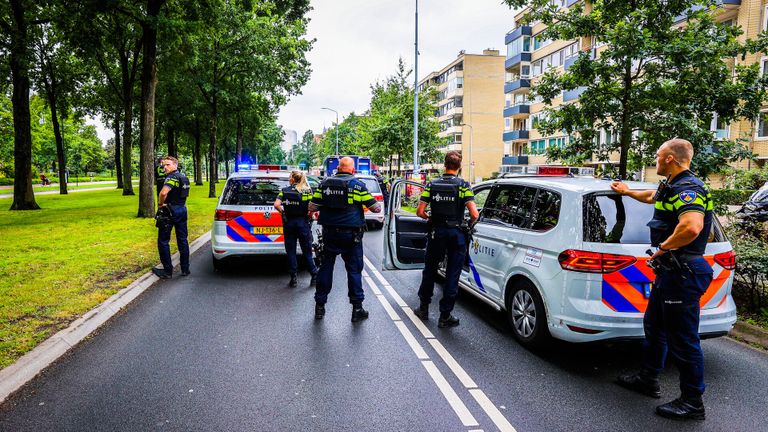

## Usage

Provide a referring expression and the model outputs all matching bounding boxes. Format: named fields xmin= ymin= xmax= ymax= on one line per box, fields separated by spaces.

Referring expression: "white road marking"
xmin=363 ymin=256 xmax=518 ymax=432
xmin=469 ymin=389 xmax=517 ymax=432
xmin=422 ymin=360 xmax=480 ymax=427
xmin=376 ymin=294 xmax=401 ymax=321
xmin=362 ymin=272 xmax=382 ymax=295
xmin=394 ymin=321 xmax=429 ymax=360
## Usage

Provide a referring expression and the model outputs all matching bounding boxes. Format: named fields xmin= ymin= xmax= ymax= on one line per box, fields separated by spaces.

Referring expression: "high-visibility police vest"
xmin=321 ymin=176 xmax=353 ymax=209
xmin=430 ymin=177 xmax=463 ymax=227
xmin=281 ymin=186 xmax=309 ymax=217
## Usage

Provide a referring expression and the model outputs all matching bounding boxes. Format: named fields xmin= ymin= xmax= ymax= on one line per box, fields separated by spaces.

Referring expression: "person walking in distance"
xmin=413 ymin=151 xmax=479 ymax=328
xmin=612 ymin=138 xmax=714 ymax=420
xmin=309 ymin=157 xmax=381 ymax=322
xmin=153 ymin=156 xmax=191 ymax=279
xmin=274 ymin=170 xmax=318 ymax=288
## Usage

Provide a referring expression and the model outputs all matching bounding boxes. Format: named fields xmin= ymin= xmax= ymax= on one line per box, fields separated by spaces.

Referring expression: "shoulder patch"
xmin=678 ymin=190 xmax=697 ymax=204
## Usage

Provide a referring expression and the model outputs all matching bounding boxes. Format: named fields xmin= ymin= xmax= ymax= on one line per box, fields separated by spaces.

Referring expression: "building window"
xmin=757 ymin=112 xmax=768 ymax=138
xmin=763 ymin=6 xmax=768 ymax=31
xmin=530 ymin=139 xmax=546 ymax=154
xmin=533 ymin=60 xmax=542 ymax=76
xmin=762 ymin=58 xmax=768 ymax=77
xmin=505 ymin=118 xmax=511 ymax=130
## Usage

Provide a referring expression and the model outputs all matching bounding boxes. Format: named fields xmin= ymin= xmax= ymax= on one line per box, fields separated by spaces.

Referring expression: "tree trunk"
xmin=235 ymin=116 xmax=243 ymax=172
xmin=114 ymin=112 xmax=123 ymax=189
xmin=137 ymin=1 xmax=163 ymax=218
xmin=208 ymin=97 xmax=218 ymax=198
xmin=9 ymin=0 xmax=40 ymax=210
xmin=121 ymin=81 xmax=135 ymax=196
xmin=618 ymin=62 xmax=633 ymax=180
xmin=46 ymin=88 xmax=67 ymax=195
xmin=166 ymin=125 xmax=176 ymax=157
xmin=193 ymin=119 xmax=203 ymax=185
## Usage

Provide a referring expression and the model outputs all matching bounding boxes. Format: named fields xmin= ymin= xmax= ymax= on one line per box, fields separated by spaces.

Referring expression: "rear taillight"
xmin=714 ymin=250 xmax=736 ymax=270
xmin=215 ymin=209 xmax=243 ymax=221
xmin=375 ymin=195 xmax=384 ymax=201
xmin=558 ymin=249 xmax=637 ymax=273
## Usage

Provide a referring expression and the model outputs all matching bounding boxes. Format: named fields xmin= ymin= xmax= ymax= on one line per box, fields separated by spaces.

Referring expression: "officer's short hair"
xmin=162 ymin=156 xmax=179 ymax=166
xmin=664 ymin=139 xmax=693 ymax=164
xmin=444 ymin=151 xmax=462 ymax=170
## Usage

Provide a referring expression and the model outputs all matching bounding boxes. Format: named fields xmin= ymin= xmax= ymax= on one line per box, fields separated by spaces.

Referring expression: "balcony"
xmin=505 ymin=53 xmax=531 ymax=70
xmin=503 ymin=130 xmax=530 ymax=142
xmin=564 ymin=55 xmax=578 ymax=70
xmin=505 ymin=26 xmax=532 ymax=45
xmin=563 ymin=86 xmax=586 ymax=102
xmin=504 ymin=79 xmax=531 ymax=94
xmin=503 ymin=104 xmax=530 ymax=118
xmin=502 ymin=155 xmax=529 ymax=165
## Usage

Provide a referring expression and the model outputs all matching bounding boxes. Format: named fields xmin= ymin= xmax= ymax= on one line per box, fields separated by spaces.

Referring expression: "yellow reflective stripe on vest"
xmin=654 ymin=200 xmax=673 ymax=211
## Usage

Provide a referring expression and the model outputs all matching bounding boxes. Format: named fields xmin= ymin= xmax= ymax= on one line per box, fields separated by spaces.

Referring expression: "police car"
xmin=355 ymin=173 xmax=386 ymax=228
xmin=383 ymin=167 xmax=737 ymax=346
xmin=211 ymin=165 xmax=317 ymax=271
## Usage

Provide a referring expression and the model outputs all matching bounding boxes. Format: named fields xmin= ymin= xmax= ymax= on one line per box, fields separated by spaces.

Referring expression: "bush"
xmin=710 ymin=189 xmax=755 ymax=215
xmin=726 ymin=223 xmax=768 ymax=313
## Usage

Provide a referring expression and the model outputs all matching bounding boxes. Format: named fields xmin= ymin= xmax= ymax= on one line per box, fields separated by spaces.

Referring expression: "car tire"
xmin=212 ymin=254 xmax=225 ymax=273
xmin=506 ymin=280 xmax=550 ymax=348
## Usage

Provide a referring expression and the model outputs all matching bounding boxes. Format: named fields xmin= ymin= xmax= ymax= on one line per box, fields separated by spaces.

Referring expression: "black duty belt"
xmin=670 ymin=251 xmax=703 ymax=263
xmin=323 ymin=226 xmax=364 ymax=234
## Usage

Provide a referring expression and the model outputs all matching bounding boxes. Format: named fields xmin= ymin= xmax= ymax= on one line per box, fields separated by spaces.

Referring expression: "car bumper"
xmin=211 ymin=234 xmax=302 ymax=259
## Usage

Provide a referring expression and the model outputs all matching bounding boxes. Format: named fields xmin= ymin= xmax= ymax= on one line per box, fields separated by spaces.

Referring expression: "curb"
xmin=0 ymin=231 xmax=212 ymax=404
xmin=728 ymin=320 xmax=768 ymax=350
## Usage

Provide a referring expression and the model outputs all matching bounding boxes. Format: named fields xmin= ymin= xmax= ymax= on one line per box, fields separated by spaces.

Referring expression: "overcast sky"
xmin=91 ymin=0 xmax=518 ymax=143
xmin=276 ymin=0 xmax=518 ymax=137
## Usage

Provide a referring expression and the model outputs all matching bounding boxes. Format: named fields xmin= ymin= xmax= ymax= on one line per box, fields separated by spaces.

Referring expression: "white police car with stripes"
xmin=383 ymin=167 xmax=737 ymax=347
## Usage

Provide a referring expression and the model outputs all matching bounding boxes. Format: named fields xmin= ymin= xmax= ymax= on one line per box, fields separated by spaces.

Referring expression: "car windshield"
xmin=220 ymin=178 xmax=289 ymax=206
xmin=583 ymin=192 xmax=726 ymax=244
xmin=359 ymin=178 xmax=381 ymax=194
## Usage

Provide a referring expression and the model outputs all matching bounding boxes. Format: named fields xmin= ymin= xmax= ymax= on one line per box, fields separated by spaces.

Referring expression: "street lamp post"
xmin=461 ymin=123 xmax=474 ymax=183
xmin=321 ymin=107 xmax=339 ymax=156
xmin=412 ymin=0 xmax=420 ymax=176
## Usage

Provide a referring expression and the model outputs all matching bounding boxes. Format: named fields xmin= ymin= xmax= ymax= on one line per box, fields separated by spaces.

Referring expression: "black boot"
xmin=655 ymin=398 xmax=705 ymax=420
xmin=438 ymin=313 xmax=460 ymax=328
xmin=314 ymin=303 xmax=325 ymax=320
xmin=413 ymin=303 xmax=429 ymax=320
xmin=616 ymin=372 xmax=661 ymax=398
xmin=152 ymin=267 xmax=171 ymax=279
xmin=289 ymin=274 xmax=297 ymax=288
xmin=310 ymin=273 xmax=317 ymax=287
xmin=351 ymin=304 xmax=369 ymax=322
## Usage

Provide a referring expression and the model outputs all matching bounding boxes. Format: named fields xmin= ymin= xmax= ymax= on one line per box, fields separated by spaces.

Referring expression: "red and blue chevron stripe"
xmin=225 ymin=213 xmax=284 ymax=243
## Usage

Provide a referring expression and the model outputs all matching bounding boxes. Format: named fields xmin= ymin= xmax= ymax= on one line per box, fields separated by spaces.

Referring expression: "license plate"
xmin=251 ymin=226 xmax=282 ymax=235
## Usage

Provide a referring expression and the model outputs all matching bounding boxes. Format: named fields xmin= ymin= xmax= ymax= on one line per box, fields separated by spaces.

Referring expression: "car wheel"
xmin=506 ymin=280 xmax=550 ymax=347
xmin=212 ymin=254 xmax=225 ymax=272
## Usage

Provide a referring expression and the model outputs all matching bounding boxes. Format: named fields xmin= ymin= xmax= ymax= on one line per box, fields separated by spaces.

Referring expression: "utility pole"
xmin=321 ymin=107 xmax=339 ymax=156
xmin=412 ymin=0 xmax=419 ymax=176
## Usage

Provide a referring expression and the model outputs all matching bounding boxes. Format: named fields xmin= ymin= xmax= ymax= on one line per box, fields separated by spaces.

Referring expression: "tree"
xmin=504 ymin=0 xmax=768 ymax=180
xmin=289 ymin=129 xmax=315 ymax=168
xmin=318 ymin=112 xmax=364 ymax=158
xmin=358 ymin=58 xmax=442 ymax=174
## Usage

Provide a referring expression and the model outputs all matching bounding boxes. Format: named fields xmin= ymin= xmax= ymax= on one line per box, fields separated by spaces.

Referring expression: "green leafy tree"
xmin=318 ymin=112 xmax=364 ymax=158
xmin=358 ymin=58 xmax=442 ymax=175
xmin=505 ymin=0 xmax=768 ymax=180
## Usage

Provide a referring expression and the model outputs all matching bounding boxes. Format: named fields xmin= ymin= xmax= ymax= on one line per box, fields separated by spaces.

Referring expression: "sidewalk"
xmin=0 ymin=182 xmax=138 ymax=199
xmin=0 ymin=180 xmax=127 ymax=191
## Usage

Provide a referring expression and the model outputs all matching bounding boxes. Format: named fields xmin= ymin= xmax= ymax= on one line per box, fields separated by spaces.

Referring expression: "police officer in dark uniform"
xmin=309 ymin=157 xmax=381 ymax=322
xmin=274 ymin=170 xmax=318 ymax=288
xmin=611 ymin=138 xmax=714 ymax=420
xmin=414 ymin=151 xmax=479 ymax=328
xmin=155 ymin=158 xmax=167 ymax=196
xmin=153 ymin=156 xmax=191 ymax=279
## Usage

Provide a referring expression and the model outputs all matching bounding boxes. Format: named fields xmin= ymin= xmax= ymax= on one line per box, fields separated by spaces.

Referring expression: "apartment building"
xmin=418 ymin=49 xmax=506 ymax=182
xmin=502 ymin=0 xmax=768 ymax=180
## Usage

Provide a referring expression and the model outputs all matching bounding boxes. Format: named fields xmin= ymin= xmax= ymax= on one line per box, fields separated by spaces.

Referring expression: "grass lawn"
xmin=0 ymin=182 xmax=219 ymax=369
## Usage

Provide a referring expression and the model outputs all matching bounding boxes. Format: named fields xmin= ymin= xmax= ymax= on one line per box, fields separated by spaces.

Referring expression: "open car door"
xmin=382 ymin=179 xmax=429 ymax=270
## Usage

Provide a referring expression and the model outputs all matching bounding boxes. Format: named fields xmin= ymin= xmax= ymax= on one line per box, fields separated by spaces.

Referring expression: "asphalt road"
xmin=1 ymin=229 xmax=767 ymax=432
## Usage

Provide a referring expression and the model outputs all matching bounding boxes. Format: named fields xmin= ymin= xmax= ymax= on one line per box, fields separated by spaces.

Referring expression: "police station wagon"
xmin=383 ymin=170 xmax=737 ymax=346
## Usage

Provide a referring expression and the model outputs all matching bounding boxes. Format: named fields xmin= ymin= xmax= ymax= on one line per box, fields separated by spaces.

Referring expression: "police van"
xmin=211 ymin=165 xmax=317 ymax=271
xmin=383 ymin=167 xmax=737 ymax=346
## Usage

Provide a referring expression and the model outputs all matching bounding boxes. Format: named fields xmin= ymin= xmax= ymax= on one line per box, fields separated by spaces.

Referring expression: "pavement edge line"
xmin=0 ymin=231 xmax=212 ymax=404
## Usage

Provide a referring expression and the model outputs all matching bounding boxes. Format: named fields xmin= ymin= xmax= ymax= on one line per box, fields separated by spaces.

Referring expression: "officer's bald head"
xmin=661 ymin=139 xmax=693 ymax=166
xmin=338 ymin=157 xmax=355 ymax=173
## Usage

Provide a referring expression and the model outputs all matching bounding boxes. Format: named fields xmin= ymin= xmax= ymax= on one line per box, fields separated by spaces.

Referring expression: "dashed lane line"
xmin=363 ymin=256 xmax=517 ymax=432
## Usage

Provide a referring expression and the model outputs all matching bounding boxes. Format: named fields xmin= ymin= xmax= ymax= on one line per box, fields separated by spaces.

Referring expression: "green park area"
xmin=0 ymin=184 xmax=218 ymax=368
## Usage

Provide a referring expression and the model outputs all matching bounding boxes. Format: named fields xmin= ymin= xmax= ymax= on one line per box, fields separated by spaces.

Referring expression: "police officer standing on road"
xmin=274 ymin=170 xmax=318 ymax=288
xmin=153 ymin=156 xmax=191 ymax=279
xmin=611 ymin=139 xmax=714 ymax=420
xmin=309 ymin=156 xmax=381 ymax=322
xmin=414 ymin=151 xmax=479 ymax=328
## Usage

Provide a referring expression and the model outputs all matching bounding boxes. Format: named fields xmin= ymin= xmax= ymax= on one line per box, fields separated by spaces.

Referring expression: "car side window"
xmin=529 ymin=189 xmax=561 ymax=231
xmin=512 ymin=187 xmax=538 ymax=228
xmin=483 ymin=185 xmax=525 ymax=225
xmin=472 ymin=187 xmax=492 ymax=211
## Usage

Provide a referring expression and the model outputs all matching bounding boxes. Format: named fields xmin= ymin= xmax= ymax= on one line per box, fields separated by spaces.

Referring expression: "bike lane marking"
xmin=363 ymin=256 xmax=517 ymax=432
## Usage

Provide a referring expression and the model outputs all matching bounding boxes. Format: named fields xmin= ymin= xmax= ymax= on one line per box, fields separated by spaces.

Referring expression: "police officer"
xmin=309 ymin=157 xmax=381 ymax=322
xmin=274 ymin=170 xmax=318 ymax=288
xmin=414 ymin=151 xmax=479 ymax=328
xmin=374 ymin=170 xmax=390 ymax=209
xmin=611 ymin=138 xmax=714 ymax=420
xmin=153 ymin=156 xmax=191 ymax=279
xmin=155 ymin=158 xmax=167 ymax=196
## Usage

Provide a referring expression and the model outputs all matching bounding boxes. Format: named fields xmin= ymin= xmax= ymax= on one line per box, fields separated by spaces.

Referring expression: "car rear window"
xmin=359 ymin=178 xmax=381 ymax=194
xmin=583 ymin=192 xmax=726 ymax=244
xmin=220 ymin=178 xmax=289 ymax=206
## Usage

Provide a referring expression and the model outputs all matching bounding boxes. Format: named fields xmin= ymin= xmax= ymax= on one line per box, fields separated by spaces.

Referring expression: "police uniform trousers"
xmin=314 ymin=227 xmax=364 ymax=305
xmin=157 ymin=204 xmax=190 ymax=275
xmin=641 ymin=256 xmax=713 ymax=399
xmin=418 ymin=226 xmax=466 ymax=314
xmin=283 ymin=217 xmax=317 ymax=276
